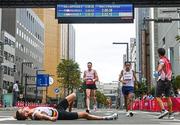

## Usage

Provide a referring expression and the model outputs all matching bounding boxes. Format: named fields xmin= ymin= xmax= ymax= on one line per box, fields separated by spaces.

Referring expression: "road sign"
xmin=54 ymin=88 xmax=60 ymax=94
xmin=49 ymin=77 xmax=54 ymax=85
xmin=36 ymin=74 xmax=49 ymax=87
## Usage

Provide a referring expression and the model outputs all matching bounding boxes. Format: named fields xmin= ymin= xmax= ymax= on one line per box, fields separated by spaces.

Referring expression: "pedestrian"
xmin=14 ymin=93 xmax=118 ymax=121
xmin=119 ymin=61 xmax=137 ymax=117
xmin=13 ymin=81 xmax=19 ymax=107
xmin=153 ymin=48 xmax=174 ymax=119
xmin=83 ymin=62 xmax=99 ymax=113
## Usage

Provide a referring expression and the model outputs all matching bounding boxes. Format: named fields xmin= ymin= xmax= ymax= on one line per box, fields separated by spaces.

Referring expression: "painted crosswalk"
xmin=0 ymin=116 xmax=16 ymax=121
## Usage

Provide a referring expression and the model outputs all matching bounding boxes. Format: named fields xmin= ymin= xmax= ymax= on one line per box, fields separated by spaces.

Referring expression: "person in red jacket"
xmin=154 ymin=48 xmax=174 ymax=119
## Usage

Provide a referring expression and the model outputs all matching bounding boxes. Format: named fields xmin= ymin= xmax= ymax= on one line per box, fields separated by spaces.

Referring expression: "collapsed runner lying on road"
xmin=14 ymin=93 xmax=118 ymax=121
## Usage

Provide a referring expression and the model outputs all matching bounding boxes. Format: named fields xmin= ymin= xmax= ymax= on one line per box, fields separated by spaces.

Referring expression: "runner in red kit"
xmin=153 ymin=48 xmax=174 ymax=119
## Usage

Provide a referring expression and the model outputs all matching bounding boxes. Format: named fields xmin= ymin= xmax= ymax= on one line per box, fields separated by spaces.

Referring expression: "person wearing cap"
xmin=119 ymin=61 xmax=137 ymax=117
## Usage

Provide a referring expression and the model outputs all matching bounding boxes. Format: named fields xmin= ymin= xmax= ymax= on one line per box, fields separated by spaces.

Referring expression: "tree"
xmin=96 ymin=91 xmax=107 ymax=106
xmin=172 ymin=75 xmax=180 ymax=90
xmin=176 ymin=35 xmax=180 ymax=42
xmin=134 ymin=81 xmax=148 ymax=98
xmin=57 ymin=59 xmax=81 ymax=95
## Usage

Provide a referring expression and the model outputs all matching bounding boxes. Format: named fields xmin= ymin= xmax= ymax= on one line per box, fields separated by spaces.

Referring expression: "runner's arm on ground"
xmin=33 ymin=112 xmax=57 ymax=121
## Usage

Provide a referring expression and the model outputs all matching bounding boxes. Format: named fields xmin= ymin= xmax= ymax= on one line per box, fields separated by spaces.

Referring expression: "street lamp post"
xmin=112 ymin=42 xmax=129 ymax=61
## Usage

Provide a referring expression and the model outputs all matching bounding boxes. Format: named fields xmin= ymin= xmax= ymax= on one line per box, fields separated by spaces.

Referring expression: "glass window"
xmin=24 ymin=34 xmax=26 ymax=40
xmin=4 ymin=51 xmax=8 ymax=60
xmin=22 ymin=32 xmax=24 ymax=39
xmin=11 ymin=68 xmax=14 ymax=76
xmin=19 ymin=29 xmax=21 ymax=36
xmin=8 ymin=67 xmax=10 ymax=75
xmin=4 ymin=66 xmax=7 ymax=74
xmin=4 ymin=37 xmax=8 ymax=45
xmin=16 ymin=42 xmax=18 ymax=48
xmin=16 ymin=28 xmax=19 ymax=35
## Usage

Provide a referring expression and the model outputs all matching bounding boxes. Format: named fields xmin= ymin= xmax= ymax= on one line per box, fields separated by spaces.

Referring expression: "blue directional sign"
xmin=36 ymin=74 xmax=49 ymax=87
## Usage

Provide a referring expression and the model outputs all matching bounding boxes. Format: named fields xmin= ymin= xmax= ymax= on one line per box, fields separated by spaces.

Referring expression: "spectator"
xmin=13 ymin=81 xmax=19 ymax=106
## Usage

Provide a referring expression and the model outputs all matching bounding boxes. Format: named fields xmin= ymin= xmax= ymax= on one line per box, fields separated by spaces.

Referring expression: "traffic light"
xmin=13 ymin=64 xmax=16 ymax=72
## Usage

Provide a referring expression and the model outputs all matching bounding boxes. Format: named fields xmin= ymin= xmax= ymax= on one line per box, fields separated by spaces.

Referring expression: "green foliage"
xmin=96 ymin=91 xmax=108 ymax=106
xmin=134 ymin=81 xmax=148 ymax=97
xmin=57 ymin=59 xmax=81 ymax=94
xmin=19 ymin=85 xmax=24 ymax=94
xmin=176 ymin=35 xmax=180 ymax=42
xmin=7 ymin=84 xmax=13 ymax=93
xmin=172 ymin=75 xmax=180 ymax=90
xmin=150 ymin=86 xmax=155 ymax=97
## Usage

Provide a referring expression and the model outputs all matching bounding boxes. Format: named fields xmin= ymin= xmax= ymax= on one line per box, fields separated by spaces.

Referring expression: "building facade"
xmin=33 ymin=9 xmax=62 ymax=101
xmin=96 ymin=82 xmax=124 ymax=108
xmin=33 ymin=9 xmax=76 ymax=101
xmin=1 ymin=31 xmax=15 ymax=94
xmin=1 ymin=8 xmax=44 ymax=101
xmin=68 ymin=24 xmax=75 ymax=60
xmin=156 ymin=8 xmax=180 ymax=76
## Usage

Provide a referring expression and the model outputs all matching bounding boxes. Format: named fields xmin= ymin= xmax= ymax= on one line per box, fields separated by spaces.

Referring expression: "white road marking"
xmin=0 ymin=117 xmax=16 ymax=121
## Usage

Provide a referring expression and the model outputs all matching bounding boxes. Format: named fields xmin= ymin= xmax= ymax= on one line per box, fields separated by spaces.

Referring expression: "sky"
xmin=73 ymin=24 xmax=135 ymax=83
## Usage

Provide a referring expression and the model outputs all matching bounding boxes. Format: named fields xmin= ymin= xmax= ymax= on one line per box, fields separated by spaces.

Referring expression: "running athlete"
xmin=14 ymin=93 xmax=118 ymax=121
xmin=83 ymin=62 xmax=99 ymax=113
xmin=119 ymin=61 xmax=137 ymax=117
xmin=153 ymin=48 xmax=174 ymax=119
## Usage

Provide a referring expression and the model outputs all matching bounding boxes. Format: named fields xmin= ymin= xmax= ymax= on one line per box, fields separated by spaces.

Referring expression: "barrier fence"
xmin=0 ymin=98 xmax=180 ymax=112
xmin=0 ymin=102 xmax=2 ymax=108
xmin=132 ymin=97 xmax=180 ymax=112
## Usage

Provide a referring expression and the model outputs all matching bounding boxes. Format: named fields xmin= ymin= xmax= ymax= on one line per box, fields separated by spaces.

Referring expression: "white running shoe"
xmin=126 ymin=112 xmax=130 ymax=117
xmin=104 ymin=113 xmax=118 ymax=120
xmin=93 ymin=105 xmax=97 ymax=111
xmin=158 ymin=110 xmax=169 ymax=119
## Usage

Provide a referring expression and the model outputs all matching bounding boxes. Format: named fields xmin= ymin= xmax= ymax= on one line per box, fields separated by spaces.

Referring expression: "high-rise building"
xmin=1 ymin=8 xmax=44 ymax=101
xmin=33 ymin=9 xmax=76 ymax=101
xmin=156 ymin=8 xmax=180 ymax=76
xmin=135 ymin=8 xmax=151 ymax=86
xmin=61 ymin=24 xmax=75 ymax=60
xmin=33 ymin=9 xmax=62 ymax=101
xmin=68 ymin=24 xmax=75 ymax=60
xmin=1 ymin=31 xmax=15 ymax=94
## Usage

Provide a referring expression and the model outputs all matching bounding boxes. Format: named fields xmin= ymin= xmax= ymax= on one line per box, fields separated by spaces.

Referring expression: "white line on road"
xmin=0 ymin=117 xmax=16 ymax=121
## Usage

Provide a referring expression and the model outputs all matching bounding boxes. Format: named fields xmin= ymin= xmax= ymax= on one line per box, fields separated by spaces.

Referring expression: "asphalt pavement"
xmin=0 ymin=108 xmax=179 ymax=125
